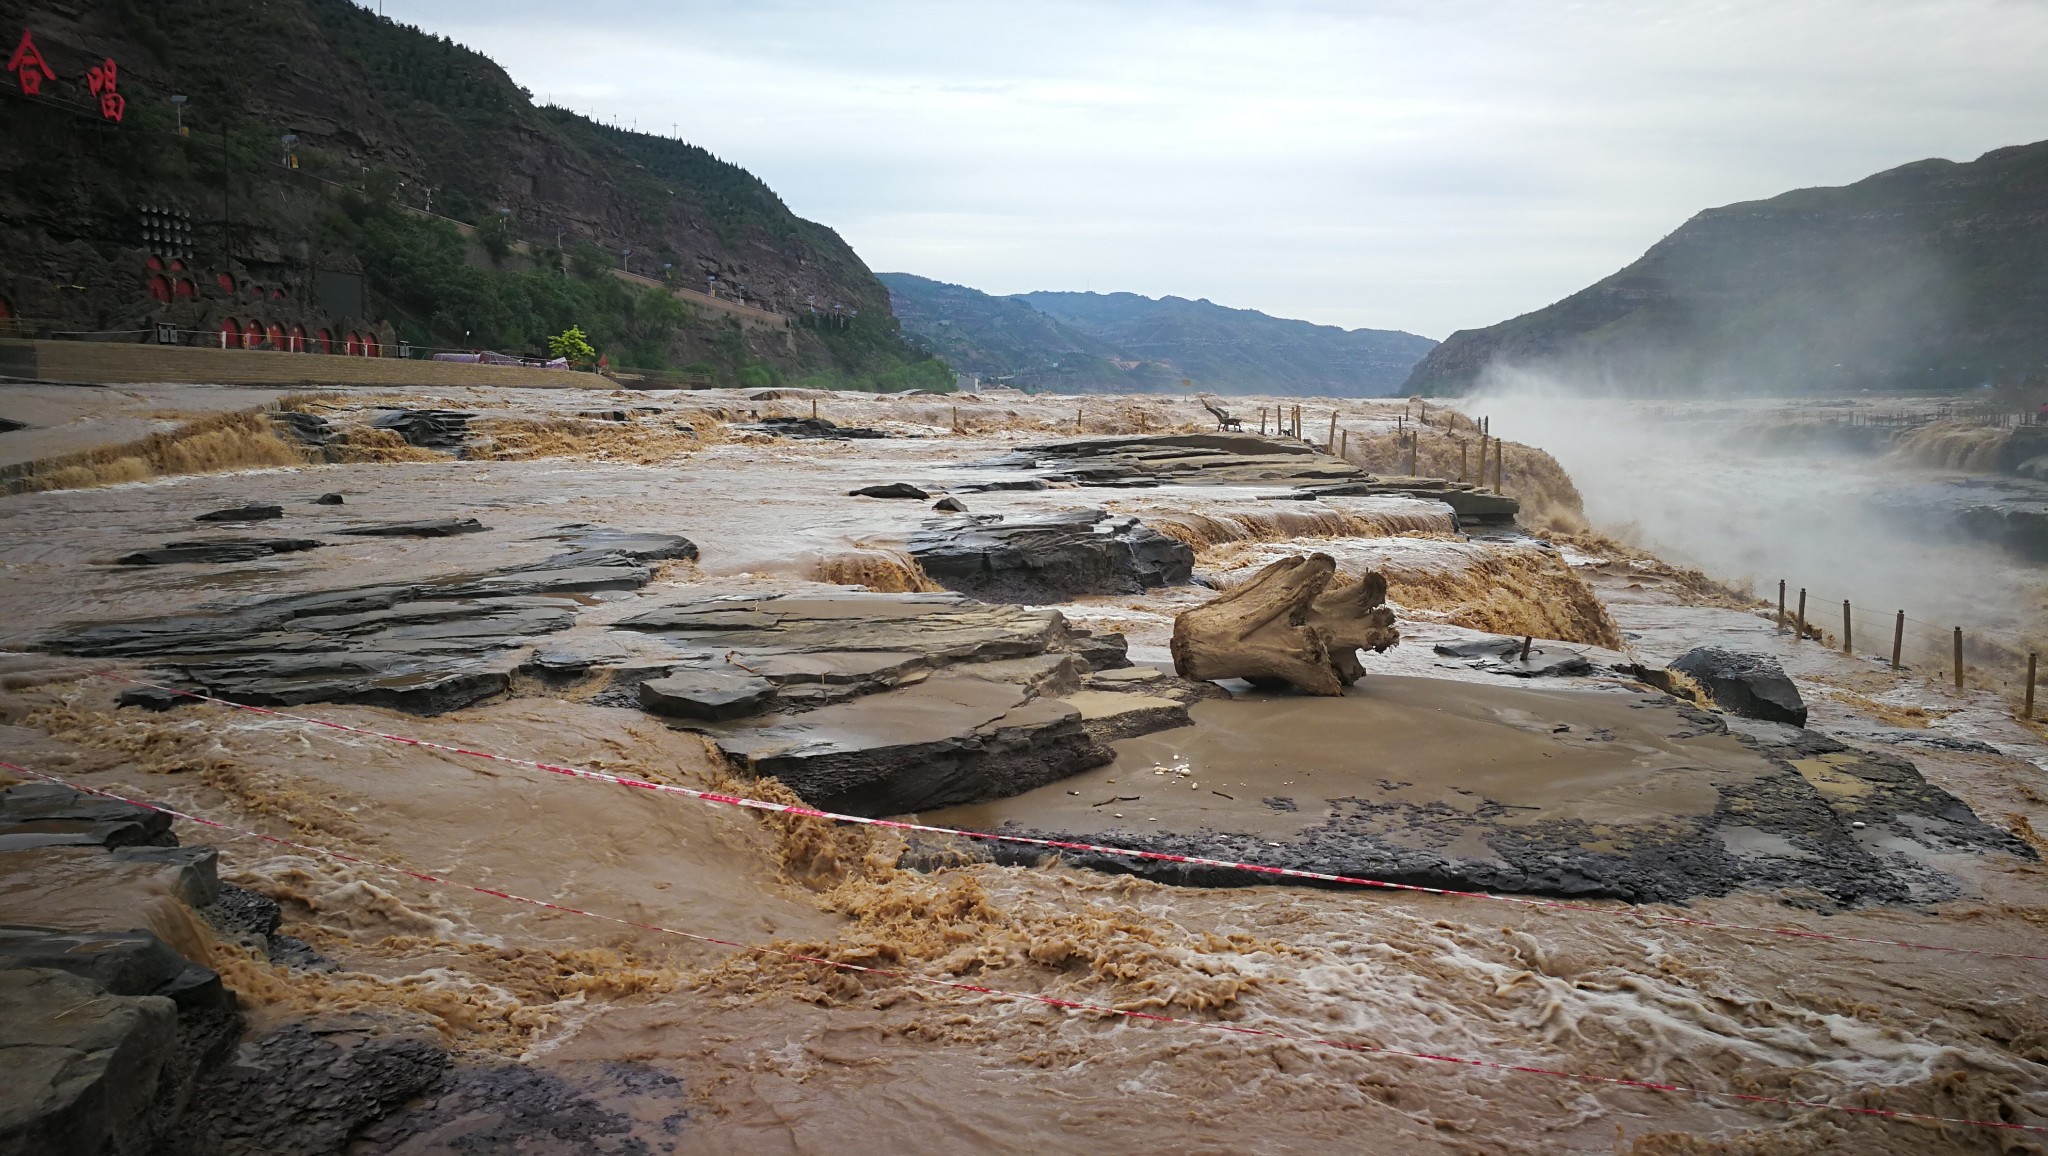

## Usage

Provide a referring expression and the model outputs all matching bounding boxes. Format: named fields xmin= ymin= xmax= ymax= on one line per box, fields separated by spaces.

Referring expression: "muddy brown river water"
xmin=2 ymin=384 xmax=2045 ymax=1153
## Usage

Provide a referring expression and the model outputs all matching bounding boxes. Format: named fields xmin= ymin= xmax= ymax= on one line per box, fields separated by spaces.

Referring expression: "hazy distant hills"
xmin=881 ymin=275 xmax=1437 ymax=396
xmin=1406 ymin=139 xmax=2048 ymax=395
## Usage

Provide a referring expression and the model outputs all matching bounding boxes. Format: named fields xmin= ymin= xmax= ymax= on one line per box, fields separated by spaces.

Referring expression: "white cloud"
xmin=380 ymin=0 xmax=2048 ymax=338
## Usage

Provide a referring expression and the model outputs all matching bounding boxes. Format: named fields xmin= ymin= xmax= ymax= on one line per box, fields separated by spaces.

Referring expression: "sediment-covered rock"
xmin=638 ymin=670 xmax=776 ymax=720
xmin=1434 ymin=635 xmax=1593 ymax=677
xmin=907 ymin=509 xmax=1194 ymax=602
xmin=1669 ymin=646 xmax=1808 ymax=725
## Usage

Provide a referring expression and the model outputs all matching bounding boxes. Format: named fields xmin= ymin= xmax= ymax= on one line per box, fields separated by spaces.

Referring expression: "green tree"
xmin=548 ymin=325 xmax=597 ymax=366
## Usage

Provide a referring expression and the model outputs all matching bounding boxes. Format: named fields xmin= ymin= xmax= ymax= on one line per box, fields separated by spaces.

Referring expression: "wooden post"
xmin=2027 ymin=652 xmax=2038 ymax=720
xmin=1294 ymin=405 xmax=1302 ymax=438
xmin=1891 ymin=611 xmax=1904 ymax=670
xmin=1493 ymin=435 xmax=1504 ymax=493
xmin=1420 ymin=401 xmax=1428 ymax=426
xmin=1953 ymin=627 xmax=1964 ymax=690
xmin=1519 ymin=635 xmax=1532 ymax=662
xmin=951 ymin=405 xmax=959 ymax=432
xmin=1076 ymin=405 xmax=1083 ymax=432
xmin=1460 ymin=442 xmax=1469 ymax=483
xmin=1776 ymin=580 xmax=1786 ymax=632
xmin=1842 ymin=601 xmax=1852 ymax=654
xmin=1795 ymin=588 xmax=1807 ymax=641
xmin=1478 ymin=435 xmax=1488 ymax=484
xmin=1259 ymin=408 xmax=1268 ymax=435
xmin=811 ymin=398 xmax=819 ymax=420
xmin=1339 ymin=429 xmax=1349 ymax=458
xmin=1327 ymin=410 xmax=1338 ymax=450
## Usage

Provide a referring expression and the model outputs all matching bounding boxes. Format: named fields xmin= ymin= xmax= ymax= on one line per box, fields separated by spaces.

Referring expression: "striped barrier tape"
xmin=1 ymin=757 xmax=2040 ymax=1137
xmin=89 ymin=672 xmax=2048 ymax=965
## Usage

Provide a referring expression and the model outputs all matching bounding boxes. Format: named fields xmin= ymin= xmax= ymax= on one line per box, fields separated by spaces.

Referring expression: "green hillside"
xmin=0 ymin=0 xmax=950 ymax=390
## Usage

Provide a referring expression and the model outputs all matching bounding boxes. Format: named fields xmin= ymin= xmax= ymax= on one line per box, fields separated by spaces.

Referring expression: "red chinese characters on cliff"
xmin=7 ymin=29 xmax=53 ymax=95
xmin=86 ymin=56 xmax=122 ymax=121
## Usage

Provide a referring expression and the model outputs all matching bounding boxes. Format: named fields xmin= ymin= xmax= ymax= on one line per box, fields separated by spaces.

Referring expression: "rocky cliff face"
xmin=1405 ymin=139 xmax=2048 ymax=395
xmin=0 ymin=0 xmax=927 ymax=381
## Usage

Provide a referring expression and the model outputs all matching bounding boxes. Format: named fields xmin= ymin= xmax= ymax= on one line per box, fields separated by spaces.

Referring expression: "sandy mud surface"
xmin=2 ymin=383 xmax=2045 ymax=1153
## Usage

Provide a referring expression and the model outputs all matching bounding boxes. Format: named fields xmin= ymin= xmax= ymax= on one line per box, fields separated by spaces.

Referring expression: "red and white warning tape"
xmin=1 ymin=757 xmax=2040 ymax=1137
xmin=90 ymin=673 xmax=2048 ymax=965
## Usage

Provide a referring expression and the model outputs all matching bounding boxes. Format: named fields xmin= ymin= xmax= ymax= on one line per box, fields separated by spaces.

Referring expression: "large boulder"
xmin=0 ymin=783 xmax=173 ymax=850
xmin=1668 ymin=646 xmax=1807 ymax=725
xmin=908 ymin=509 xmax=1194 ymax=602
xmin=162 ymin=1022 xmax=449 ymax=1156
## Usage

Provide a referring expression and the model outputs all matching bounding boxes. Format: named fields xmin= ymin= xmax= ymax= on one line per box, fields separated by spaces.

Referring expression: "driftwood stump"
xmin=1171 ymin=553 xmax=1400 ymax=694
xmin=1309 ymin=570 xmax=1400 ymax=684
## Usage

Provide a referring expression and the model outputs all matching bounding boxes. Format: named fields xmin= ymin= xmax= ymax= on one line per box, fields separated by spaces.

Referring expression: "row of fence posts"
xmin=1257 ymin=403 xmax=1507 ymax=493
xmin=1775 ymin=579 xmax=2039 ymax=719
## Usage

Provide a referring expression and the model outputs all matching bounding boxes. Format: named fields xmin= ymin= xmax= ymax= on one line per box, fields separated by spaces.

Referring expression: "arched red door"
xmin=175 ymin=279 xmax=197 ymax=300
xmin=219 ymin=317 xmax=242 ymax=348
xmin=243 ymin=320 xmax=264 ymax=350
xmin=266 ymin=323 xmax=286 ymax=349
xmin=289 ymin=325 xmax=306 ymax=353
xmin=215 ymin=272 xmax=235 ymax=294
xmin=316 ymin=328 xmax=333 ymax=354
xmin=148 ymin=275 xmax=171 ymax=303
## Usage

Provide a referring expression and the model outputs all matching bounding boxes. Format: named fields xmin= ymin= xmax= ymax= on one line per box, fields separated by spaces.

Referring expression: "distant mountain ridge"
xmin=1405 ymin=139 xmax=2048 ymax=395
xmin=881 ymin=275 xmax=1436 ymax=396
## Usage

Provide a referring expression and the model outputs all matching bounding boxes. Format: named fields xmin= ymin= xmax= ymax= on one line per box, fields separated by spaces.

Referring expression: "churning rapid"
xmin=2 ymin=382 xmax=2045 ymax=1154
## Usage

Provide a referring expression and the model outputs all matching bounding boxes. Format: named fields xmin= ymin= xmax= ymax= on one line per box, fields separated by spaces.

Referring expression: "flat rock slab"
xmin=0 ymin=967 xmax=179 ymax=1156
xmin=336 ymin=518 xmax=487 ymax=538
xmin=1008 ymin=433 xmax=1366 ymax=488
xmin=908 ymin=509 xmax=1194 ymax=602
xmin=0 ymin=783 xmax=173 ymax=850
xmin=615 ymin=591 xmax=1177 ymax=812
xmin=848 ymin=482 xmax=929 ymax=499
xmin=639 ymin=670 xmax=776 ymax=720
xmin=194 ymin=504 xmax=282 ymax=522
xmin=1274 ymin=479 xmax=1519 ymax=526
xmin=163 ymin=1021 xmax=449 ymax=1156
xmin=118 ymin=539 xmax=325 ymax=566
xmin=1433 ymin=635 xmax=1592 ymax=677
xmin=925 ymin=675 xmax=2029 ymax=904
xmin=1669 ymin=646 xmax=1807 ymax=726
xmin=40 ymin=528 xmax=677 ymax=713
xmin=542 ymin=524 xmax=699 ymax=562
xmin=707 ymin=670 xmax=1112 ymax=814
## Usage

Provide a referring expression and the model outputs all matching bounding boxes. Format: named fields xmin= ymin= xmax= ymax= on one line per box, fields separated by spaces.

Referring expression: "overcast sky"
xmin=382 ymin=0 xmax=2048 ymax=339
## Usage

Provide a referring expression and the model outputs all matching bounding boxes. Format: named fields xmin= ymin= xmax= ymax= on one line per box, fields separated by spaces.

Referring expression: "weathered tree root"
xmin=1170 ymin=553 xmax=1400 ymax=694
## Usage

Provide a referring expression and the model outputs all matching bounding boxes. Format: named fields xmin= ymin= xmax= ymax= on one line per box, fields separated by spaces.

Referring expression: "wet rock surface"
xmin=369 ymin=408 xmax=471 ymax=452
xmin=927 ymin=678 xmax=2030 ymax=904
xmin=164 ymin=1020 xmax=451 ymax=1156
xmin=195 ymin=504 xmax=283 ymax=523
xmin=118 ymin=538 xmax=325 ymax=566
xmin=848 ymin=482 xmax=929 ymax=499
xmin=1273 ymin=478 xmax=1520 ymax=526
xmin=613 ymin=592 xmax=1201 ymax=814
xmin=269 ymin=411 xmax=336 ymax=449
xmin=747 ymin=415 xmax=888 ymax=440
xmin=1433 ymin=635 xmax=1592 ymax=677
xmin=351 ymin=1060 xmax=690 ymax=1155
xmin=335 ymin=517 xmax=488 ymax=538
xmin=0 ymin=966 xmax=181 ymax=1156
xmin=1009 ymin=433 xmax=1365 ymax=487
xmin=908 ymin=509 xmax=1194 ymax=602
xmin=0 ymin=782 xmax=175 ymax=850
xmin=39 ymin=527 xmax=683 ymax=713
xmin=1669 ymin=646 xmax=1808 ymax=725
